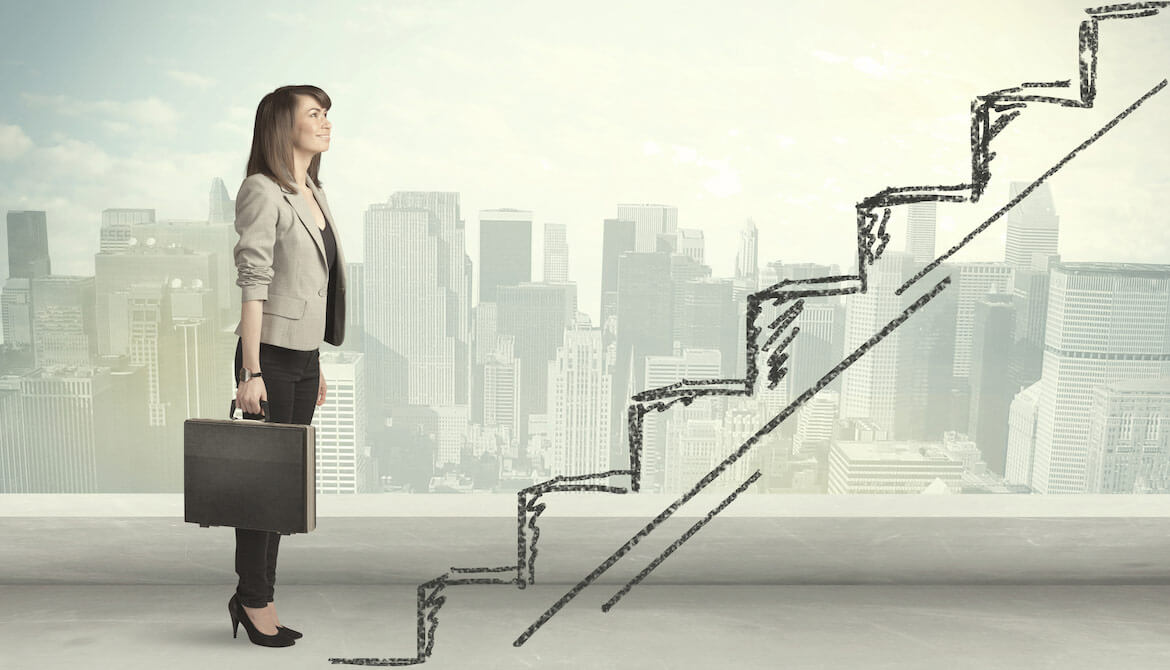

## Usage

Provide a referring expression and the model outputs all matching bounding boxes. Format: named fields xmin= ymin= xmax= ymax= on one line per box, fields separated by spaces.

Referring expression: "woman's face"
xmin=291 ymin=94 xmax=331 ymax=158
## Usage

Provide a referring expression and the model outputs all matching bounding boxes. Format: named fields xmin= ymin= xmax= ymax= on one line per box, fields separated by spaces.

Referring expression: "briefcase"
xmin=184 ymin=400 xmax=316 ymax=535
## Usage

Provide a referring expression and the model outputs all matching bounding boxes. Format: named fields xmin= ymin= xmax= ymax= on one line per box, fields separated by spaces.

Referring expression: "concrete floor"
xmin=4 ymin=584 xmax=1170 ymax=669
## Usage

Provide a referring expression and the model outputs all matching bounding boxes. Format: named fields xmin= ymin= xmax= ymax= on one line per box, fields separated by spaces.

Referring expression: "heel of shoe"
xmin=231 ymin=594 xmax=294 ymax=647
xmin=228 ymin=595 xmax=240 ymax=639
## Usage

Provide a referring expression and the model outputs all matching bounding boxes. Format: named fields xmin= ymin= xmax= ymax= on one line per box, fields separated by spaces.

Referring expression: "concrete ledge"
xmin=5 ymin=493 xmax=1170 ymax=517
xmin=4 ymin=514 xmax=1170 ymax=586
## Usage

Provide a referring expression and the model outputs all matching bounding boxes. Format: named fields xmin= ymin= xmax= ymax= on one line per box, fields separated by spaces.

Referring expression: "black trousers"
xmin=232 ymin=337 xmax=320 ymax=608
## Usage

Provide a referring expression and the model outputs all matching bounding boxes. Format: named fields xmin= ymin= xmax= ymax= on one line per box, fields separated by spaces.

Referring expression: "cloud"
xmin=21 ymin=92 xmax=181 ymax=134
xmin=0 ymin=124 xmax=34 ymax=160
xmin=166 ymin=69 xmax=215 ymax=89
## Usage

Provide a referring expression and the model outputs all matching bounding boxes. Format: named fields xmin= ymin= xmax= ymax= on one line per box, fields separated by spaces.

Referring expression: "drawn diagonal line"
xmin=512 ymin=275 xmax=952 ymax=648
xmin=896 ymin=77 xmax=1167 ymax=296
xmin=600 ymin=469 xmax=763 ymax=613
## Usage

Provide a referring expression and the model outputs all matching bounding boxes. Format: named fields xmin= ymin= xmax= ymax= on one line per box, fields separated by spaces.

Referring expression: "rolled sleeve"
xmin=233 ymin=177 xmax=278 ymax=303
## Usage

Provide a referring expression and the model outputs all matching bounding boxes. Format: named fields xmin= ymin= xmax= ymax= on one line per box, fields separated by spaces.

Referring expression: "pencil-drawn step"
xmin=518 ymin=471 xmax=634 ymax=585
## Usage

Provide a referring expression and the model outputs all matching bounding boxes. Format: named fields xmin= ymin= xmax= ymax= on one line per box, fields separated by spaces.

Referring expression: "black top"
xmin=321 ymin=217 xmax=337 ymax=273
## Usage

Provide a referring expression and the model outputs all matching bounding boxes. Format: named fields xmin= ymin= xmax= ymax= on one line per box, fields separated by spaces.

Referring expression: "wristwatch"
xmin=238 ymin=367 xmax=263 ymax=384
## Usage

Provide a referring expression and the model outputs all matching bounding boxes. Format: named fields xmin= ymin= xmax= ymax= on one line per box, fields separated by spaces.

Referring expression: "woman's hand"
xmin=236 ymin=377 xmax=268 ymax=416
xmin=317 ymin=369 xmax=327 ymax=406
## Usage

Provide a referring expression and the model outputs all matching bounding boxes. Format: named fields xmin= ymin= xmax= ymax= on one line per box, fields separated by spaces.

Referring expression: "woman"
xmin=228 ymin=84 xmax=347 ymax=647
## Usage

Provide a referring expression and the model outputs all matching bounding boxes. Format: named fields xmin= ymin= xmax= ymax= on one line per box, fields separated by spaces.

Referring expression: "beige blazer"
xmin=232 ymin=172 xmax=347 ymax=350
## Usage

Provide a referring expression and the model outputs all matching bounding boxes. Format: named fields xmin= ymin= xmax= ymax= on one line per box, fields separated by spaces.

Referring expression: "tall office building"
xmin=496 ymin=283 xmax=570 ymax=445
xmin=31 ymin=276 xmax=96 ymax=368
xmin=313 ymin=351 xmax=374 ymax=494
xmin=617 ymin=204 xmax=678 ymax=253
xmin=905 ymin=201 xmax=937 ymax=264
xmin=674 ymin=278 xmax=738 ymax=378
xmin=1004 ymin=381 xmax=1041 ymax=488
xmin=1086 ymin=379 xmax=1170 ymax=494
xmin=1029 ymin=263 xmax=1170 ymax=493
xmin=643 ymin=345 xmax=722 ymax=491
xmin=547 ymin=325 xmax=612 ymax=476
xmin=1009 ymin=254 xmax=1059 ymax=390
xmin=600 ymin=218 xmax=636 ymax=335
xmin=364 ymin=195 xmax=469 ymax=411
xmin=479 ymin=209 xmax=532 ymax=302
xmin=894 ymin=261 xmax=959 ymax=441
xmin=7 ymin=210 xmax=50 ymax=279
xmin=340 ymin=261 xmax=363 ymax=352
xmin=841 ymin=250 xmax=916 ymax=432
xmin=968 ymin=293 xmax=1016 ymax=474
xmin=385 ymin=191 xmax=472 ymax=401
xmin=952 ymin=262 xmax=1013 ymax=380
xmin=0 ymin=376 xmax=26 ymax=492
xmin=1004 ymin=181 xmax=1059 ymax=270
xmin=735 ymin=218 xmax=759 ymax=283
xmin=482 ymin=335 xmax=520 ymax=443
xmin=543 ymin=222 xmax=569 ymax=284
xmin=612 ymin=252 xmax=675 ymax=464
xmin=208 ymin=177 xmax=235 ymax=224
xmin=100 ymin=208 xmax=155 ymax=254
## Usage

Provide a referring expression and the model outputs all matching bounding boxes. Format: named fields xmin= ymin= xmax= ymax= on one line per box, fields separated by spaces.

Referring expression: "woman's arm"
xmin=233 ymin=177 xmax=278 ymax=414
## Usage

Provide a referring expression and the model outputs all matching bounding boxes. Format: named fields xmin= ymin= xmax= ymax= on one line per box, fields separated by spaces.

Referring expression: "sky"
xmin=1 ymin=0 xmax=1168 ymax=326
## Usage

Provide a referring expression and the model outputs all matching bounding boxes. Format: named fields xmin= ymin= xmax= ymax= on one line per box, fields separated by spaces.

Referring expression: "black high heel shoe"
xmin=277 ymin=625 xmax=303 ymax=639
xmin=229 ymin=594 xmax=295 ymax=647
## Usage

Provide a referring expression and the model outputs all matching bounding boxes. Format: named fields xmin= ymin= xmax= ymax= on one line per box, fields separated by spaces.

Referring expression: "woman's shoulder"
xmin=238 ymin=172 xmax=293 ymax=199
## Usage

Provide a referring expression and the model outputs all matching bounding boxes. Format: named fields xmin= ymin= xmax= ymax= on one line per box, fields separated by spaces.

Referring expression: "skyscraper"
xmin=841 ymin=250 xmax=916 ymax=432
xmin=643 ymin=345 xmax=722 ymax=491
xmin=313 ymin=351 xmax=373 ymax=493
xmin=6 ymin=211 xmax=50 ymax=279
xmin=617 ymin=204 xmax=678 ymax=253
xmin=1004 ymin=181 xmax=1059 ymax=270
xmin=385 ymin=191 xmax=472 ymax=403
xmin=952 ymin=262 xmax=1013 ymax=380
xmin=612 ymin=252 xmax=674 ymax=463
xmin=735 ymin=218 xmax=759 ymax=284
xmin=547 ymin=325 xmax=612 ymax=477
xmin=364 ymin=199 xmax=463 ymax=410
xmin=479 ymin=209 xmax=532 ymax=302
xmin=600 ymin=218 xmax=636 ymax=335
xmin=1086 ymin=379 xmax=1170 ymax=494
xmin=1030 ymin=263 xmax=1170 ymax=493
xmin=968 ymin=293 xmax=1016 ymax=474
xmin=208 ymin=177 xmax=235 ymax=224
xmin=543 ymin=222 xmax=569 ymax=284
xmin=905 ymin=201 xmax=937 ymax=264
xmin=496 ymin=282 xmax=570 ymax=445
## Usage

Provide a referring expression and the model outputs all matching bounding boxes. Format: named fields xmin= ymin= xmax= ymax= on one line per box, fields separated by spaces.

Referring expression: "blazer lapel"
xmin=303 ymin=179 xmax=348 ymax=293
xmin=284 ymin=184 xmax=328 ymax=269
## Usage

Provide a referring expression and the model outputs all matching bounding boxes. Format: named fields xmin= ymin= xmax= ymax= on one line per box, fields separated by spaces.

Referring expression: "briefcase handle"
xmin=229 ymin=399 xmax=270 ymax=421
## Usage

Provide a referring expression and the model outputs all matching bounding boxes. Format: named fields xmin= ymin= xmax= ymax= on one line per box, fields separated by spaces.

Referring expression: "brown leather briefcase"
xmin=184 ymin=400 xmax=316 ymax=534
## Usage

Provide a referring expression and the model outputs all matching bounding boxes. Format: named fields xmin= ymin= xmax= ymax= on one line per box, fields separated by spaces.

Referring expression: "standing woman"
xmin=228 ymin=85 xmax=347 ymax=647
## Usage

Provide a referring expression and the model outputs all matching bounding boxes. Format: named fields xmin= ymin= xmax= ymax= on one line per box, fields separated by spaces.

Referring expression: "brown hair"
xmin=245 ymin=85 xmax=331 ymax=194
